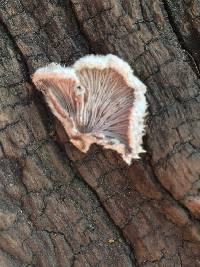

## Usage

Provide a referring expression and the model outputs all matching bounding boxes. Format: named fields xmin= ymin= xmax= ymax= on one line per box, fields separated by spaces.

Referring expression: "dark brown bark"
xmin=0 ymin=1 xmax=200 ymax=266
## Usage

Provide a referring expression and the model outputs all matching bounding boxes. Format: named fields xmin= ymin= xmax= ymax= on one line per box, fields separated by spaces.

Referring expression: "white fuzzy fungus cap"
xmin=32 ymin=54 xmax=147 ymax=165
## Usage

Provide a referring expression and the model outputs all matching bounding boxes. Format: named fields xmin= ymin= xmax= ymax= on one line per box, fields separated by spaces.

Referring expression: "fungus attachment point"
xmin=32 ymin=54 xmax=147 ymax=165
xmin=75 ymin=85 xmax=85 ymax=95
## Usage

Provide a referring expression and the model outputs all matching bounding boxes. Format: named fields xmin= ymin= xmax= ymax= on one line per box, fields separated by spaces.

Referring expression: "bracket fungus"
xmin=32 ymin=54 xmax=147 ymax=165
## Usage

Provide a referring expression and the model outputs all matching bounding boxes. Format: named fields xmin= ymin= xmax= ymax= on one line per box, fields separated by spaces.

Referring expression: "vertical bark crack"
xmin=162 ymin=0 xmax=200 ymax=77
xmin=0 ymin=18 xmax=32 ymax=82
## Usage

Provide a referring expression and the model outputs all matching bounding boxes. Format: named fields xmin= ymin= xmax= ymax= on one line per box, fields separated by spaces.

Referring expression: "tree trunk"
xmin=0 ymin=1 xmax=200 ymax=266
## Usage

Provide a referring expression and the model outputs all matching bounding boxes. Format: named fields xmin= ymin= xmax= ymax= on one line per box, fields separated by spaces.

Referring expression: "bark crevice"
xmin=162 ymin=0 xmax=200 ymax=77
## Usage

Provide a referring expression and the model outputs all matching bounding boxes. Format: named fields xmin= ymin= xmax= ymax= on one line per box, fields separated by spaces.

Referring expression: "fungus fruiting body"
xmin=32 ymin=54 xmax=147 ymax=165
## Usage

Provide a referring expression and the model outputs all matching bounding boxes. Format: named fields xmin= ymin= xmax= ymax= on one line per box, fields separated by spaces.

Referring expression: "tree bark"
xmin=0 ymin=0 xmax=200 ymax=266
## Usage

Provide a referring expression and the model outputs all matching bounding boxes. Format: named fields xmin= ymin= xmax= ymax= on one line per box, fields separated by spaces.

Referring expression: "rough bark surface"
xmin=0 ymin=1 xmax=200 ymax=266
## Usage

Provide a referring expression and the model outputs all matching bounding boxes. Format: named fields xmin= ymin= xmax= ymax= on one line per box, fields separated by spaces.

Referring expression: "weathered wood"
xmin=0 ymin=1 xmax=200 ymax=266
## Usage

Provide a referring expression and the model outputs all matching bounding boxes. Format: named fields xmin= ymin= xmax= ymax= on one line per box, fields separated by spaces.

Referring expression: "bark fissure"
xmin=52 ymin=140 xmax=139 ymax=266
xmin=162 ymin=0 xmax=200 ymax=77
xmin=0 ymin=18 xmax=32 ymax=83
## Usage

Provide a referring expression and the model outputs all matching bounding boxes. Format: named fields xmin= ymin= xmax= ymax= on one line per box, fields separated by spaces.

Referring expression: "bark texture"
xmin=0 ymin=1 xmax=200 ymax=266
